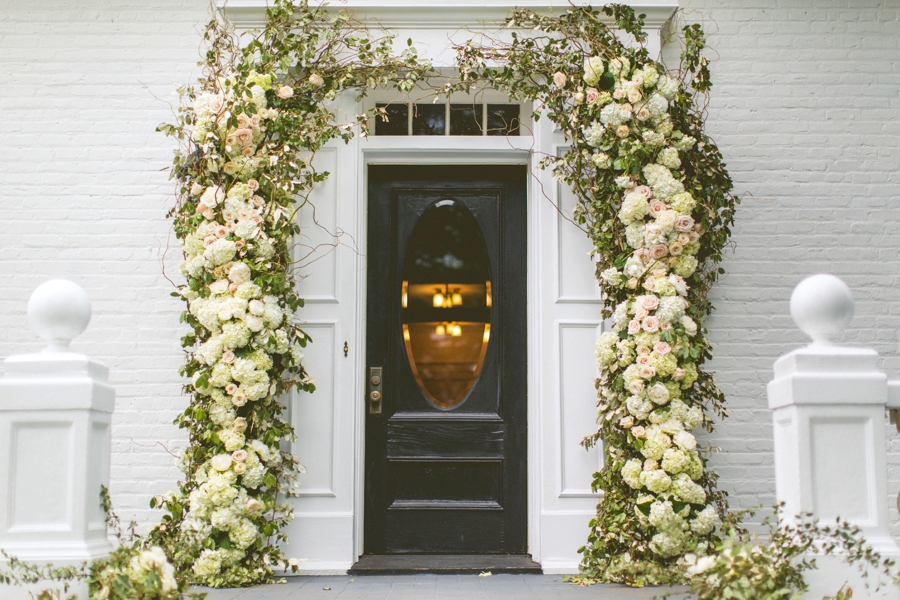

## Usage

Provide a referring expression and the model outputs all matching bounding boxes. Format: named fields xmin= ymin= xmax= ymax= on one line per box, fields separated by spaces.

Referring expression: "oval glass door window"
xmin=401 ymin=200 xmax=492 ymax=410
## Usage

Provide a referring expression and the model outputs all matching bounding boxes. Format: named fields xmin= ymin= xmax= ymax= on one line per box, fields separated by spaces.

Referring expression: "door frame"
xmin=352 ymin=141 xmax=539 ymax=564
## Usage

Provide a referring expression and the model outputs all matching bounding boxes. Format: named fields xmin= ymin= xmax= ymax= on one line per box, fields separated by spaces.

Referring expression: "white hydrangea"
xmin=659 ymin=147 xmax=681 ymax=170
xmin=672 ymin=473 xmax=707 ymax=504
xmin=204 ymin=238 xmax=238 ymax=267
xmin=657 ymin=296 xmax=686 ymax=324
xmin=674 ymin=135 xmax=696 ymax=151
xmin=690 ymin=505 xmax=717 ymax=535
xmin=618 ymin=192 xmax=649 ymax=224
xmin=647 ymin=382 xmax=670 ymax=405
xmin=641 ymin=468 xmax=672 ymax=493
xmin=661 ymin=447 xmax=691 ymax=474
xmin=651 ymin=532 xmax=685 ymax=557
xmin=621 ymin=459 xmax=643 ymax=489
xmin=642 ymin=164 xmax=685 ymax=200
xmin=657 ymin=74 xmax=679 ymax=99
xmin=625 ymin=223 xmax=645 ymax=249
xmin=583 ymin=56 xmax=604 ymax=86
xmin=582 ymin=122 xmax=606 ymax=147
xmin=626 ymin=394 xmax=654 ymax=420
xmin=670 ymin=192 xmax=697 ymax=215
xmin=600 ymin=102 xmax=632 ymax=127
xmin=674 ymin=430 xmax=697 ymax=451
xmin=641 ymin=426 xmax=671 ymax=460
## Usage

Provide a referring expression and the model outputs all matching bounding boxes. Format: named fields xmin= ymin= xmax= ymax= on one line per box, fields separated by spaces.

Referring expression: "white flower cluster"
xmin=127 ymin=546 xmax=179 ymax=597
xmin=586 ymin=54 xmax=714 ymax=559
xmin=177 ymin=69 xmax=308 ymax=581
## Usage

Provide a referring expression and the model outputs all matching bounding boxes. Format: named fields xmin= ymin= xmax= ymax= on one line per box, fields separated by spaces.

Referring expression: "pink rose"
xmin=237 ymin=113 xmax=251 ymax=128
xmin=660 ymin=321 xmax=673 ymax=331
xmin=233 ymin=462 xmax=247 ymax=475
xmin=553 ymin=72 xmax=567 ymax=87
xmin=636 ymin=107 xmax=651 ymax=121
xmin=649 ymin=200 xmax=667 ymax=216
xmin=673 ymin=368 xmax=686 ymax=381
xmin=616 ymin=124 xmax=631 ymax=138
xmin=222 ymin=350 xmax=236 ymax=364
xmin=196 ymin=202 xmax=210 ymax=215
xmin=641 ymin=295 xmax=659 ymax=311
xmin=246 ymin=499 xmax=264 ymax=513
xmin=619 ymin=416 xmax=635 ymax=429
xmin=234 ymin=240 xmax=245 ymax=250
xmin=627 ymin=319 xmax=641 ymax=335
xmin=632 ymin=426 xmax=646 ymax=439
xmin=627 ymin=278 xmax=639 ymax=289
xmin=277 ymin=85 xmax=294 ymax=99
xmin=638 ymin=364 xmax=656 ymax=379
xmin=653 ymin=341 xmax=671 ymax=356
xmin=635 ymin=248 xmax=651 ymax=263
xmin=636 ymin=345 xmax=651 ymax=356
xmin=634 ymin=185 xmax=653 ymax=198
xmin=225 ymin=383 xmax=238 ymax=395
xmin=234 ymin=128 xmax=254 ymax=146
xmin=675 ymin=215 xmax=695 ymax=232
xmin=233 ymin=417 xmax=247 ymax=432
xmin=676 ymin=233 xmax=691 ymax=244
xmin=642 ymin=316 xmax=660 ymax=333
xmin=650 ymin=244 xmax=669 ymax=260
xmin=628 ymin=379 xmax=645 ymax=394
xmin=247 ymin=179 xmax=260 ymax=191
xmin=232 ymin=392 xmax=247 ymax=407
xmin=252 ymin=195 xmax=265 ymax=208
xmin=228 ymin=282 xmax=239 ymax=294
xmin=208 ymin=98 xmax=225 ymax=114
xmin=222 ymin=162 xmax=238 ymax=175
xmin=634 ymin=305 xmax=649 ymax=320
xmin=241 ymin=145 xmax=254 ymax=157
xmin=309 ymin=73 xmax=325 ymax=87
xmin=215 ymin=226 xmax=228 ymax=239
xmin=621 ymin=103 xmax=633 ymax=115
xmin=249 ymin=115 xmax=261 ymax=127
xmin=637 ymin=355 xmax=651 ymax=366
xmin=190 ymin=182 xmax=203 ymax=196
xmin=613 ymin=88 xmax=626 ymax=100
xmin=232 ymin=449 xmax=248 ymax=462
xmin=669 ymin=242 xmax=684 ymax=256
xmin=627 ymin=88 xmax=642 ymax=103
xmin=204 ymin=236 xmax=218 ymax=247
xmin=586 ymin=87 xmax=600 ymax=103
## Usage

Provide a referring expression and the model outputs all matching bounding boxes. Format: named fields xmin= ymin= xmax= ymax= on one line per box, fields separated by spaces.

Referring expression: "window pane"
xmin=375 ymin=103 xmax=408 ymax=136
xmin=487 ymin=104 xmax=520 ymax=136
xmin=450 ymin=104 xmax=483 ymax=136
xmin=413 ymin=103 xmax=446 ymax=136
xmin=401 ymin=200 xmax=492 ymax=410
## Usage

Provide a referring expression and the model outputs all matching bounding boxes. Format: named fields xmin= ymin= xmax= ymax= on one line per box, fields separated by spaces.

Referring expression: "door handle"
xmin=368 ymin=367 xmax=383 ymax=414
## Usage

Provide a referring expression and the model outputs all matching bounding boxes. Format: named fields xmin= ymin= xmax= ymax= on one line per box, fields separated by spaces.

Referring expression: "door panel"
xmin=365 ymin=165 xmax=527 ymax=555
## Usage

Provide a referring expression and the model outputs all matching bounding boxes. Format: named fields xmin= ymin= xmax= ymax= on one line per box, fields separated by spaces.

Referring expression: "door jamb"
xmin=353 ymin=144 xmax=537 ymax=565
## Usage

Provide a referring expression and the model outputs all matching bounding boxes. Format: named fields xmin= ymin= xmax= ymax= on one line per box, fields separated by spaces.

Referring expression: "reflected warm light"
xmin=433 ymin=290 xmax=445 ymax=308
xmin=435 ymin=323 xmax=446 ymax=336
xmin=451 ymin=290 xmax=463 ymax=306
xmin=402 ymin=281 xmax=409 ymax=308
xmin=450 ymin=322 xmax=462 ymax=337
xmin=485 ymin=281 xmax=492 ymax=307
xmin=403 ymin=327 xmax=411 ymax=342
xmin=483 ymin=324 xmax=491 ymax=342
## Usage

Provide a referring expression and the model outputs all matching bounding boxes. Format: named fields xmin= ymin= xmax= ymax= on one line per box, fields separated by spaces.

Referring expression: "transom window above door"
xmin=374 ymin=102 xmax=521 ymax=136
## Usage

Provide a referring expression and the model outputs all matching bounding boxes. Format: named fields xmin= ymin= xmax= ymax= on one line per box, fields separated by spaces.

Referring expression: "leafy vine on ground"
xmin=452 ymin=5 xmax=738 ymax=585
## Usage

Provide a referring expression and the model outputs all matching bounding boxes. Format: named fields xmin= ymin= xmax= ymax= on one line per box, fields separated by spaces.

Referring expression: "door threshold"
xmin=348 ymin=554 xmax=542 ymax=575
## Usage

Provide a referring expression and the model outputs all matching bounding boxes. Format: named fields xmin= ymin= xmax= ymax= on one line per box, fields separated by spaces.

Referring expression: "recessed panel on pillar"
xmin=11 ymin=421 xmax=74 ymax=531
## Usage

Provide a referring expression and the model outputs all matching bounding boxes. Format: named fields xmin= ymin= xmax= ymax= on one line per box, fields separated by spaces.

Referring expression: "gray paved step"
xmin=195 ymin=574 xmax=692 ymax=599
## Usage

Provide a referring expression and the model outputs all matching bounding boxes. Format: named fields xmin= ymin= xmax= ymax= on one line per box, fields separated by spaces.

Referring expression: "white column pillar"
xmin=0 ymin=280 xmax=115 ymax=564
xmin=768 ymin=274 xmax=900 ymax=598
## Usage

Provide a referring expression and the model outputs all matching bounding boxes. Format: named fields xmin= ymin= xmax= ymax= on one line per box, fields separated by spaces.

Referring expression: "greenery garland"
xmin=154 ymin=0 xmax=427 ymax=587
xmin=453 ymin=5 xmax=738 ymax=585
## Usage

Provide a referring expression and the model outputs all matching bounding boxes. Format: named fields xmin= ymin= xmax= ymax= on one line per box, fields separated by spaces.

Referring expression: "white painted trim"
xmin=222 ymin=0 xmax=679 ymax=30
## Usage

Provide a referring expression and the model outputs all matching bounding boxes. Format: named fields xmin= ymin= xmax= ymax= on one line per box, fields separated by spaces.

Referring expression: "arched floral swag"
xmin=156 ymin=0 xmax=737 ymax=589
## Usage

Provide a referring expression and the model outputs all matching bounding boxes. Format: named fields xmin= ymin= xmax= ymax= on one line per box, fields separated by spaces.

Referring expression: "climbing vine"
xmin=154 ymin=0 xmax=427 ymax=587
xmin=453 ymin=5 xmax=738 ymax=585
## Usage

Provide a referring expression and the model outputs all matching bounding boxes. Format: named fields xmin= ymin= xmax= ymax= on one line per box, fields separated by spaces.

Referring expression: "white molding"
xmin=221 ymin=1 xmax=679 ymax=31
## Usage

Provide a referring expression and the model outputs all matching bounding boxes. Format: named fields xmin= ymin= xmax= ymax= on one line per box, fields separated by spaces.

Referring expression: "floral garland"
xmin=154 ymin=0 xmax=426 ymax=587
xmin=455 ymin=6 xmax=738 ymax=585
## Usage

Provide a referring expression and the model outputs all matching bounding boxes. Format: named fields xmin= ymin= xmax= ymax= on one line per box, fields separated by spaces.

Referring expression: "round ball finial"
xmin=790 ymin=274 xmax=854 ymax=346
xmin=27 ymin=279 xmax=92 ymax=352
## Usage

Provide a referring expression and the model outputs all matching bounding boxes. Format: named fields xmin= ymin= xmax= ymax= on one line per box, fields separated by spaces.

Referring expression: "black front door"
xmin=364 ymin=165 xmax=527 ymax=556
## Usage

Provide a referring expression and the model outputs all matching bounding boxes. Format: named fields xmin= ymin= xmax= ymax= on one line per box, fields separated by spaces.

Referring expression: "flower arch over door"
xmin=156 ymin=0 xmax=738 ymax=587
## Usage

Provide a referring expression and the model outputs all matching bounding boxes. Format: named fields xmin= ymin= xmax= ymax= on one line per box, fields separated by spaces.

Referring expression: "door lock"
xmin=368 ymin=367 xmax=383 ymax=414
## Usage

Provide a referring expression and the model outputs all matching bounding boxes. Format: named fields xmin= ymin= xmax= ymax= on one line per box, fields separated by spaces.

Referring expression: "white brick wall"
xmin=0 ymin=0 xmax=209 ymax=528
xmin=677 ymin=0 xmax=900 ymax=533
xmin=2 ymin=0 xmax=900 ymax=538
